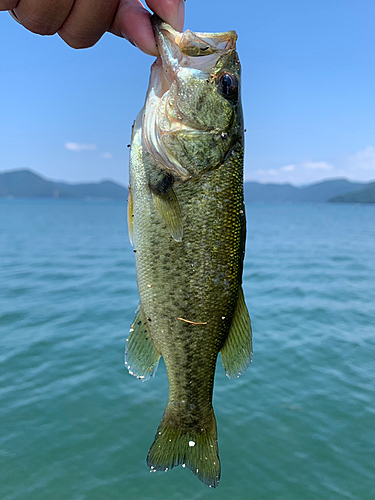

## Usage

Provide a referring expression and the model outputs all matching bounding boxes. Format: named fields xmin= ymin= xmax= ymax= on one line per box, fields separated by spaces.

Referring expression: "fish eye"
xmin=218 ymin=72 xmax=238 ymax=100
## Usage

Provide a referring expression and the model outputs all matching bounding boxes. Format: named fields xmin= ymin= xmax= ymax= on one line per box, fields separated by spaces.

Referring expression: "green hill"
xmin=0 ymin=169 xmax=57 ymax=197
xmin=329 ymin=182 xmax=375 ymax=203
xmin=0 ymin=169 xmax=127 ymax=199
xmin=244 ymin=178 xmax=367 ymax=203
xmin=1 ymin=169 xmax=374 ymax=203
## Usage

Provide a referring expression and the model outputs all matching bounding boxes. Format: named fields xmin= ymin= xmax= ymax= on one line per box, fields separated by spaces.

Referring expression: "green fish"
xmin=126 ymin=15 xmax=252 ymax=488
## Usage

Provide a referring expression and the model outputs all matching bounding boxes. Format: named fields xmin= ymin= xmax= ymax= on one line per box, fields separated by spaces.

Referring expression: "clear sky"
xmin=1 ymin=0 xmax=374 ymax=186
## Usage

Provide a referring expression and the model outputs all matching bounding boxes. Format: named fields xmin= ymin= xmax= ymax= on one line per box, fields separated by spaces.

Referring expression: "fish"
xmin=126 ymin=15 xmax=252 ymax=488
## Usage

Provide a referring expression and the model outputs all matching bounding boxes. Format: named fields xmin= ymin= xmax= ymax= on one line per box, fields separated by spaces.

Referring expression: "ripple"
xmin=1 ymin=200 xmax=374 ymax=500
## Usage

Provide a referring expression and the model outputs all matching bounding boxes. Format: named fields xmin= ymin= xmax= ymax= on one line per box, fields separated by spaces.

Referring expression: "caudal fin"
xmin=147 ymin=404 xmax=220 ymax=488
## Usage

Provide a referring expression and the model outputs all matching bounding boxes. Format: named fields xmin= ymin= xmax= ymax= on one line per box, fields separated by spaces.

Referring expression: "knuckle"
xmin=0 ymin=1 xmax=19 ymax=10
xmin=59 ymin=28 xmax=97 ymax=49
xmin=67 ymin=39 xmax=95 ymax=50
xmin=21 ymin=14 xmax=59 ymax=35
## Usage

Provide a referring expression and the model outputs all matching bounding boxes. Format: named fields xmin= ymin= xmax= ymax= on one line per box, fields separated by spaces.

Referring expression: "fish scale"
xmin=126 ymin=15 xmax=252 ymax=487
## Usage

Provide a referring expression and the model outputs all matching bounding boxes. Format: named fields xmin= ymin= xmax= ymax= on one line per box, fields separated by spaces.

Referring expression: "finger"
xmin=109 ymin=0 xmax=158 ymax=56
xmin=58 ymin=0 xmax=119 ymax=49
xmin=11 ymin=0 xmax=75 ymax=35
xmin=0 ymin=1 xmax=19 ymax=10
xmin=145 ymin=0 xmax=184 ymax=31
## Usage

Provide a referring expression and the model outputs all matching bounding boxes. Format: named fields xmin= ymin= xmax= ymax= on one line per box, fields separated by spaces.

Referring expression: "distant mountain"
xmin=291 ymin=179 xmax=366 ymax=202
xmin=329 ymin=182 xmax=375 ymax=203
xmin=244 ymin=178 xmax=367 ymax=203
xmin=0 ymin=169 xmax=127 ymax=199
xmin=1 ymin=169 xmax=373 ymax=203
xmin=244 ymin=182 xmax=299 ymax=202
xmin=53 ymin=180 xmax=127 ymax=199
xmin=0 ymin=169 xmax=57 ymax=198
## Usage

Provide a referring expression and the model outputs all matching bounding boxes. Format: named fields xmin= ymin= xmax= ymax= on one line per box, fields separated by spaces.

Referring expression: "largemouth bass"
xmin=126 ymin=15 xmax=252 ymax=488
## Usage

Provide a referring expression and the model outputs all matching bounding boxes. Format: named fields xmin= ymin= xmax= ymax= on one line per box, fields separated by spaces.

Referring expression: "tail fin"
xmin=147 ymin=403 xmax=220 ymax=488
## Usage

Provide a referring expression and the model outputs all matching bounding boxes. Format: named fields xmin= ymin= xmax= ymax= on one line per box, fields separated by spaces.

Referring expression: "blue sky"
xmin=1 ymin=0 xmax=374 ymax=186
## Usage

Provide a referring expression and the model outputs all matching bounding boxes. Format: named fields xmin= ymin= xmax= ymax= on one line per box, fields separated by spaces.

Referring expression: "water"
xmin=0 ymin=199 xmax=374 ymax=500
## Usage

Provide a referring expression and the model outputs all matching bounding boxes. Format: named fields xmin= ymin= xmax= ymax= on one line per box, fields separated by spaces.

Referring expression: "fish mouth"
xmin=142 ymin=16 xmax=238 ymax=180
xmin=151 ymin=14 xmax=237 ymax=54
xmin=151 ymin=14 xmax=237 ymax=88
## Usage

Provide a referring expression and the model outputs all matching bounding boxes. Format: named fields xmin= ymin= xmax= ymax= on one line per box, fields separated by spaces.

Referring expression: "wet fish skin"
xmin=126 ymin=15 xmax=252 ymax=488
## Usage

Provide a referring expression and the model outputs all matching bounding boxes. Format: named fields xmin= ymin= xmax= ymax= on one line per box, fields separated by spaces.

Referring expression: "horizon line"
xmin=1 ymin=167 xmax=374 ymax=189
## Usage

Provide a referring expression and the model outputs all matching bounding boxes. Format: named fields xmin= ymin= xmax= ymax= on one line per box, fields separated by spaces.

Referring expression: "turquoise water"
xmin=0 ymin=199 xmax=374 ymax=500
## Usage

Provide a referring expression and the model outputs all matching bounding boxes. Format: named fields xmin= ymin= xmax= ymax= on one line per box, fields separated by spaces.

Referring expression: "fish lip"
xmin=151 ymin=14 xmax=182 ymax=83
xmin=151 ymin=13 xmax=238 ymax=49
xmin=151 ymin=14 xmax=179 ymax=45
xmin=151 ymin=14 xmax=238 ymax=70
xmin=151 ymin=14 xmax=175 ymax=36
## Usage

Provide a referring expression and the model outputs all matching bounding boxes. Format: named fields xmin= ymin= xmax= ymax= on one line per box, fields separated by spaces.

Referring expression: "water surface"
xmin=0 ymin=199 xmax=374 ymax=499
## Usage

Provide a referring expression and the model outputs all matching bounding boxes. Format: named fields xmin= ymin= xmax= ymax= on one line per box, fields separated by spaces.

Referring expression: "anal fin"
xmin=221 ymin=287 xmax=252 ymax=379
xmin=125 ymin=304 xmax=160 ymax=380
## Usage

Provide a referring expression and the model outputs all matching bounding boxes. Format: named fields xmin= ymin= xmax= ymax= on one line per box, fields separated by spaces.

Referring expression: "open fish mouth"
xmin=142 ymin=15 xmax=240 ymax=180
xmin=151 ymin=14 xmax=237 ymax=95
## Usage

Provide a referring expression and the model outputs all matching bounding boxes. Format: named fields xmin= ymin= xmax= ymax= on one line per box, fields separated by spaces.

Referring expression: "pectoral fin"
xmin=221 ymin=287 xmax=252 ymax=379
xmin=149 ymin=172 xmax=183 ymax=242
xmin=127 ymin=185 xmax=134 ymax=245
xmin=125 ymin=304 xmax=161 ymax=380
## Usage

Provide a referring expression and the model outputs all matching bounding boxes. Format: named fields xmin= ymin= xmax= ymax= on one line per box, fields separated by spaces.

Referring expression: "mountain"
xmin=0 ymin=169 xmax=127 ymax=199
xmin=53 ymin=180 xmax=127 ymax=199
xmin=329 ymin=182 xmax=375 ymax=203
xmin=244 ymin=178 xmax=367 ymax=203
xmin=0 ymin=169 xmax=58 ymax=198
xmin=1 ymin=169 xmax=373 ymax=203
xmin=291 ymin=179 xmax=366 ymax=202
xmin=244 ymin=182 xmax=299 ymax=202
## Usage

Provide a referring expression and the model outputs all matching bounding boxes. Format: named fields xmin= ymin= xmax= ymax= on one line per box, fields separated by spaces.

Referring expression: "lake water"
xmin=0 ymin=199 xmax=374 ymax=500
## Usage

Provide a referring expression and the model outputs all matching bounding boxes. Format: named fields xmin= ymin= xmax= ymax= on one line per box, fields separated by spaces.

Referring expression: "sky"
xmin=0 ymin=0 xmax=374 ymax=186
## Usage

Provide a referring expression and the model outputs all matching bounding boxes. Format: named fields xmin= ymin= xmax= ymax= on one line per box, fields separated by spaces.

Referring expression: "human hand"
xmin=1 ymin=0 xmax=185 ymax=55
